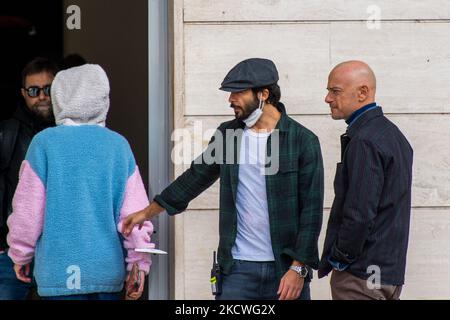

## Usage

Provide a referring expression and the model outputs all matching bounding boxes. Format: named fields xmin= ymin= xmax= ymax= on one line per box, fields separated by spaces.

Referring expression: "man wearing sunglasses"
xmin=0 ymin=57 xmax=58 ymax=300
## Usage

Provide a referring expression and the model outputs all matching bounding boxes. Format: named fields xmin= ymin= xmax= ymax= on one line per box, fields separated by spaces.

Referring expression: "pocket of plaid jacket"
xmin=276 ymin=158 xmax=299 ymax=196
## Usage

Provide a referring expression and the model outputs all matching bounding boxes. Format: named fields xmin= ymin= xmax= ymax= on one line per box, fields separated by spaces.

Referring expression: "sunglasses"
xmin=23 ymin=85 xmax=51 ymax=98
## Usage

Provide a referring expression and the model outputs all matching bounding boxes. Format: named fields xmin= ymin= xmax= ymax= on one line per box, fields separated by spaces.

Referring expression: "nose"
xmin=325 ymin=92 xmax=333 ymax=104
xmin=38 ymin=89 xmax=47 ymax=100
xmin=228 ymin=93 xmax=236 ymax=104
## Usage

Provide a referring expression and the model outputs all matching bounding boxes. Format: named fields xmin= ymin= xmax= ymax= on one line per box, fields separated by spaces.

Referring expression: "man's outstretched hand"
xmin=122 ymin=201 xmax=165 ymax=236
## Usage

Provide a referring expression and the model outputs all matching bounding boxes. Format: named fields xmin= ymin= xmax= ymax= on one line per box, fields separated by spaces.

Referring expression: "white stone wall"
xmin=172 ymin=0 xmax=450 ymax=299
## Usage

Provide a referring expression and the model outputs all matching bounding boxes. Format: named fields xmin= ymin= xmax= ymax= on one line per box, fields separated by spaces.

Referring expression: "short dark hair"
xmin=21 ymin=57 xmax=58 ymax=87
xmin=251 ymin=83 xmax=281 ymax=110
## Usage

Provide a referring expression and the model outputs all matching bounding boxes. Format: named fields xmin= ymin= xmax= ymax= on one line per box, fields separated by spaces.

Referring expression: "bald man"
xmin=318 ymin=61 xmax=413 ymax=300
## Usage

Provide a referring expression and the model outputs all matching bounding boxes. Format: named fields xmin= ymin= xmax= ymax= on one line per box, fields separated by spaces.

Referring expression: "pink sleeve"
xmin=7 ymin=161 xmax=46 ymax=266
xmin=117 ymin=166 xmax=154 ymax=275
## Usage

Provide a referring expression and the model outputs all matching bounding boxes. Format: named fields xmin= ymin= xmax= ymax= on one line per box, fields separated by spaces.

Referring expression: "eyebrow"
xmin=327 ymin=87 xmax=343 ymax=91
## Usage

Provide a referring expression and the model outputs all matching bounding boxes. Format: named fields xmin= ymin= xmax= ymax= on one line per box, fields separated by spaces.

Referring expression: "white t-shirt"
xmin=231 ymin=127 xmax=275 ymax=261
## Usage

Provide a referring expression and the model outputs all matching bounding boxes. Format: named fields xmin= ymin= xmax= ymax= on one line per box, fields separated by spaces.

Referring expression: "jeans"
xmin=0 ymin=251 xmax=33 ymax=300
xmin=43 ymin=293 xmax=121 ymax=300
xmin=215 ymin=260 xmax=311 ymax=300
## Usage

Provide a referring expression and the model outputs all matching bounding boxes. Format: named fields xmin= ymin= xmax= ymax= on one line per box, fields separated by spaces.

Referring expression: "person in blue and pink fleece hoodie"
xmin=6 ymin=64 xmax=154 ymax=300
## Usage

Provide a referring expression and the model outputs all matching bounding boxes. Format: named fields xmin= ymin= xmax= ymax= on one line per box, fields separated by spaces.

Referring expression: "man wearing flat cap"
xmin=122 ymin=58 xmax=324 ymax=300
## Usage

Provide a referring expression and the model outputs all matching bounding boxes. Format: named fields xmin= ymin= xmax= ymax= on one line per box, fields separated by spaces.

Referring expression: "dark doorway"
xmin=0 ymin=1 xmax=63 ymax=120
xmin=1 ymin=0 xmax=153 ymax=300
xmin=63 ymin=0 xmax=149 ymax=190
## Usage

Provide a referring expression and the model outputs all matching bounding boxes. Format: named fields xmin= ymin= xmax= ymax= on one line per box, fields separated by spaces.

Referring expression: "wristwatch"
xmin=289 ymin=265 xmax=308 ymax=278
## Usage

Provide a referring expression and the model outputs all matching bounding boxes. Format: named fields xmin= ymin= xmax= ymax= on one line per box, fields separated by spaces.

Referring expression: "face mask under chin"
xmin=243 ymin=95 xmax=265 ymax=128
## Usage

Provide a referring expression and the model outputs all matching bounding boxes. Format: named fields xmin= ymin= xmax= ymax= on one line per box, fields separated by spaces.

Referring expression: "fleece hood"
xmin=51 ymin=64 xmax=110 ymax=126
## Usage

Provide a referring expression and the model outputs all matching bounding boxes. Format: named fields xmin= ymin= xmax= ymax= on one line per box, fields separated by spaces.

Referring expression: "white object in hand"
xmin=135 ymin=248 xmax=168 ymax=255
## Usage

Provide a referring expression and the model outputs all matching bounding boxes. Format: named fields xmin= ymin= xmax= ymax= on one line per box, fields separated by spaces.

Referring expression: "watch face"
xmin=291 ymin=266 xmax=308 ymax=277
xmin=300 ymin=267 xmax=308 ymax=277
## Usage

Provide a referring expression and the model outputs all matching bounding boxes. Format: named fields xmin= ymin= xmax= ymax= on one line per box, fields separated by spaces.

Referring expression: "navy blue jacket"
xmin=319 ymin=107 xmax=413 ymax=286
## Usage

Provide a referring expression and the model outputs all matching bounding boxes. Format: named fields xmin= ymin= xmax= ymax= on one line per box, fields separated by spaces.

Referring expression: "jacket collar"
xmin=346 ymin=106 xmax=383 ymax=138
xmin=346 ymin=102 xmax=377 ymax=126
xmin=274 ymin=102 xmax=289 ymax=133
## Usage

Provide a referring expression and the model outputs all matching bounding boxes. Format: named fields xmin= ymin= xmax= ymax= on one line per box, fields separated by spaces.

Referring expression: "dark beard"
xmin=231 ymin=98 xmax=259 ymax=120
xmin=30 ymin=103 xmax=55 ymax=124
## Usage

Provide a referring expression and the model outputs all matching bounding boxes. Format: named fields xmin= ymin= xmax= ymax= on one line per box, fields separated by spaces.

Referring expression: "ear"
xmin=358 ymin=85 xmax=369 ymax=102
xmin=21 ymin=88 xmax=27 ymax=100
xmin=260 ymin=88 xmax=270 ymax=102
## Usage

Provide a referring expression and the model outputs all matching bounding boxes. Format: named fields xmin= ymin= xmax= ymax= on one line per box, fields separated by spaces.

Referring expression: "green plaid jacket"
xmin=155 ymin=103 xmax=324 ymax=280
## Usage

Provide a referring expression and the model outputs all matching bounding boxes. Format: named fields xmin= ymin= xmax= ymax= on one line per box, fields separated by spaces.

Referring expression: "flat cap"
xmin=219 ymin=58 xmax=279 ymax=92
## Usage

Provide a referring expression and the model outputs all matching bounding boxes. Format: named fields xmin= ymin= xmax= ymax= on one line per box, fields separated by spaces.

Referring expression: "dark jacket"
xmin=154 ymin=103 xmax=324 ymax=281
xmin=0 ymin=104 xmax=54 ymax=250
xmin=318 ymin=107 xmax=413 ymax=286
